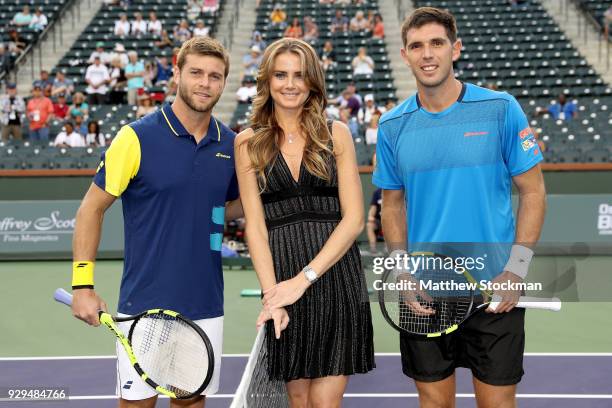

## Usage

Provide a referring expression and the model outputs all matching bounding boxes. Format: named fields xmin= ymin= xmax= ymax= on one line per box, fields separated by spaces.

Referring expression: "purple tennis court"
xmin=1 ymin=354 xmax=611 ymax=407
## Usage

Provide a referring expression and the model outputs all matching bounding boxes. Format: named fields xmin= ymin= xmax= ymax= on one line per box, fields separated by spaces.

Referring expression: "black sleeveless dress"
xmin=260 ymin=142 xmax=375 ymax=381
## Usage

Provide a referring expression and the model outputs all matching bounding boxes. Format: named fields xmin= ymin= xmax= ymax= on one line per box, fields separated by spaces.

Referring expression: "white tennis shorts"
xmin=115 ymin=314 xmax=223 ymax=401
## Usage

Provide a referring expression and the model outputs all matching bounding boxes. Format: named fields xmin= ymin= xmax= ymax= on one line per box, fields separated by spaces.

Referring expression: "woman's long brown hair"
xmin=246 ymin=38 xmax=333 ymax=190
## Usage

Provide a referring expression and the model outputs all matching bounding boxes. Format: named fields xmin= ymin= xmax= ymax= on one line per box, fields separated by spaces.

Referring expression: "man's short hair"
xmin=176 ymin=37 xmax=230 ymax=78
xmin=401 ymin=7 xmax=458 ymax=48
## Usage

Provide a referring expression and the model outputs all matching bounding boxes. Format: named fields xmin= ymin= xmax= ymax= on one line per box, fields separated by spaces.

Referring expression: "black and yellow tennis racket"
xmin=378 ymin=252 xmax=561 ymax=338
xmin=54 ymin=288 xmax=214 ymax=399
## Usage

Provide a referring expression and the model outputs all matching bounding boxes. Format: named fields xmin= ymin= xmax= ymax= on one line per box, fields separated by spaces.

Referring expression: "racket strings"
xmin=383 ymin=255 xmax=474 ymax=335
xmin=130 ymin=314 xmax=210 ymax=397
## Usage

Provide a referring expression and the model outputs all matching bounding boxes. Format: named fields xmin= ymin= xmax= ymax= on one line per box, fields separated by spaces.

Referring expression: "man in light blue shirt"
xmin=125 ymin=51 xmax=145 ymax=105
xmin=374 ymin=7 xmax=547 ymax=408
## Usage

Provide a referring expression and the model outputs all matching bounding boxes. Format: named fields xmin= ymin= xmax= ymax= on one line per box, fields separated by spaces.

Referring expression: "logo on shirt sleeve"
xmin=519 ymin=127 xmax=537 ymax=151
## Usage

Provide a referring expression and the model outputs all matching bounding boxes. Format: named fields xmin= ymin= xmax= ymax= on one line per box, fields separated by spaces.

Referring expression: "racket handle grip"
xmin=517 ymin=296 xmax=562 ymax=311
xmin=54 ymin=288 xmax=73 ymax=307
xmin=489 ymin=295 xmax=562 ymax=312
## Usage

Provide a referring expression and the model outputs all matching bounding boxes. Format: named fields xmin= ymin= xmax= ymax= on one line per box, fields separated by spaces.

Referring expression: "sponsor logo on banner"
xmin=598 ymin=203 xmax=612 ymax=235
xmin=0 ymin=211 xmax=76 ymax=243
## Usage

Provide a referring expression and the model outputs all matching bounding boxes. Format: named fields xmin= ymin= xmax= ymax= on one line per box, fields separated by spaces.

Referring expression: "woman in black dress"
xmin=235 ymin=38 xmax=375 ymax=407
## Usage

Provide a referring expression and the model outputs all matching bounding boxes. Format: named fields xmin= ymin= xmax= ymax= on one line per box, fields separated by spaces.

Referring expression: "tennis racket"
xmin=54 ymin=288 xmax=214 ymax=399
xmin=378 ymin=252 xmax=561 ymax=338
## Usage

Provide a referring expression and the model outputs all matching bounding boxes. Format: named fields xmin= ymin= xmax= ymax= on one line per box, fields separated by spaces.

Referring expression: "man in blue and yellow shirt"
xmin=70 ymin=37 xmax=242 ymax=407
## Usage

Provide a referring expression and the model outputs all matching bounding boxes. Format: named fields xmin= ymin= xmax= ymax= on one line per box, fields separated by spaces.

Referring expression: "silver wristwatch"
xmin=302 ymin=265 xmax=318 ymax=284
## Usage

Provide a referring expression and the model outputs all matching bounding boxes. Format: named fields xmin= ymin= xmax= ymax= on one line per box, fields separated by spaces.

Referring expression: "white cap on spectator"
xmin=251 ymin=45 xmax=261 ymax=53
xmin=114 ymin=43 xmax=126 ymax=52
xmin=365 ymin=94 xmax=374 ymax=102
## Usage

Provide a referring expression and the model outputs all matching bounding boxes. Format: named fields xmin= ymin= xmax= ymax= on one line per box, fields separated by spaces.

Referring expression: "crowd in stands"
xmin=1 ymin=0 xmax=222 ymax=150
xmin=234 ymin=3 xmax=390 ymax=150
xmin=0 ymin=5 xmax=51 ymax=75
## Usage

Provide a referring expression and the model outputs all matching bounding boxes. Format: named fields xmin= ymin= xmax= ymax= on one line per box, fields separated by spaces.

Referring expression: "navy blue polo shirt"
xmin=94 ymin=104 xmax=239 ymax=319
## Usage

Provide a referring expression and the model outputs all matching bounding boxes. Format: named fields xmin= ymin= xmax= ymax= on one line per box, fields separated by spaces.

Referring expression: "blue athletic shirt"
xmin=373 ymin=83 xmax=542 ymax=280
xmin=93 ymin=104 xmax=239 ymax=319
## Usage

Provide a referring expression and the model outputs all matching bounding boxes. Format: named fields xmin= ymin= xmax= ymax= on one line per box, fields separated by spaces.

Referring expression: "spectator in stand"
xmin=303 ymin=16 xmax=319 ymax=42
xmin=53 ymin=122 xmax=85 ymax=148
xmin=203 ymin=0 xmax=219 ymax=14
xmin=143 ymin=60 xmax=156 ymax=87
xmin=384 ymin=99 xmax=396 ymax=111
xmin=339 ymin=107 xmax=359 ymax=138
xmin=108 ymin=56 xmax=127 ymax=104
xmin=269 ymin=4 xmax=287 ymax=27
xmin=85 ymin=56 xmax=110 ymax=105
xmin=236 ymin=78 xmax=257 ymax=103
xmin=154 ymin=56 xmax=173 ymax=85
xmin=131 ymin=12 xmax=147 ymax=36
xmin=0 ymin=83 xmax=26 ymax=141
xmin=536 ymin=93 xmax=578 ymax=121
xmin=147 ymin=12 xmax=163 ymax=37
xmin=85 ymin=120 xmax=105 ymax=147
xmin=29 ymin=8 xmax=48 ymax=31
xmin=372 ymin=14 xmax=385 ymax=39
xmin=604 ymin=5 xmax=612 ymax=38
xmin=53 ymin=93 xmax=69 ymax=119
xmin=284 ymin=17 xmax=303 ymax=39
xmin=352 ymin=47 xmax=374 ymax=75
xmin=358 ymin=94 xmax=381 ymax=126
xmin=320 ymin=40 xmax=336 ymax=71
xmin=155 ymin=30 xmax=174 ymax=50
xmin=350 ymin=11 xmax=369 ymax=32
xmin=164 ymin=77 xmax=177 ymax=103
xmin=51 ymin=71 xmax=74 ymax=97
xmin=242 ymin=45 xmax=263 ymax=78
xmin=136 ymin=92 xmax=157 ymax=118
xmin=319 ymin=0 xmax=334 ymax=4
xmin=250 ymin=31 xmax=267 ymax=51
xmin=74 ymin=113 xmax=88 ymax=136
xmin=187 ymin=0 xmax=203 ymax=21
xmin=174 ymin=19 xmax=192 ymax=42
xmin=365 ymin=112 xmax=379 ymax=145
xmin=69 ymin=92 xmax=89 ymax=119
xmin=27 ymin=83 xmax=54 ymax=142
xmin=330 ymin=9 xmax=349 ymax=33
xmin=11 ymin=5 xmax=33 ymax=27
xmin=114 ymin=13 xmax=131 ymax=37
xmin=339 ymin=89 xmax=361 ymax=118
xmin=125 ymin=51 xmax=145 ymax=105
xmin=88 ymin=42 xmax=112 ymax=66
xmin=365 ymin=186 xmax=383 ymax=255
xmin=8 ymin=29 xmax=27 ymax=55
xmin=0 ymin=45 xmax=11 ymax=75
xmin=193 ymin=19 xmax=210 ymax=37
xmin=38 ymin=70 xmax=54 ymax=97
xmin=109 ymin=43 xmax=129 ymax=67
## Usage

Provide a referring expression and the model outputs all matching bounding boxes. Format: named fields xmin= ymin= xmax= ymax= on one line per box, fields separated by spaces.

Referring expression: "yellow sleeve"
xmin=94 ymin=125 xmax=141 ymax=197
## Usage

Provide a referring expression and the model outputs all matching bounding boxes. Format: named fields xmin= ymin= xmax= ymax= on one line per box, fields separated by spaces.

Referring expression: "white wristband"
xmin=504 ymin=244 xmax=534 ymax=279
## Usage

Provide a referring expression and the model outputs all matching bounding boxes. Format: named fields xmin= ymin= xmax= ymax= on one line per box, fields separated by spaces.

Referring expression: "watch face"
xmin=306 ymin=269 xmax=317 ymax=282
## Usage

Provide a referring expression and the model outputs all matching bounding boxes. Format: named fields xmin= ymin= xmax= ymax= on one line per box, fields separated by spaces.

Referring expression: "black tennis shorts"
xmin=400 ymin=307 xmax=525 ymax=386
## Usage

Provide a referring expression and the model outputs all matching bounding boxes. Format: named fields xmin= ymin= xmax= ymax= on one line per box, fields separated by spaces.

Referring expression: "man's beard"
xmin=178 ymin=82 xmax=220 ymax=113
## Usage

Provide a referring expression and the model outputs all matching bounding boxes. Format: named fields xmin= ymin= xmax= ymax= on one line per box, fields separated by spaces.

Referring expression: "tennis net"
xmin=230 ymin=326 xmax=289 ymax=408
